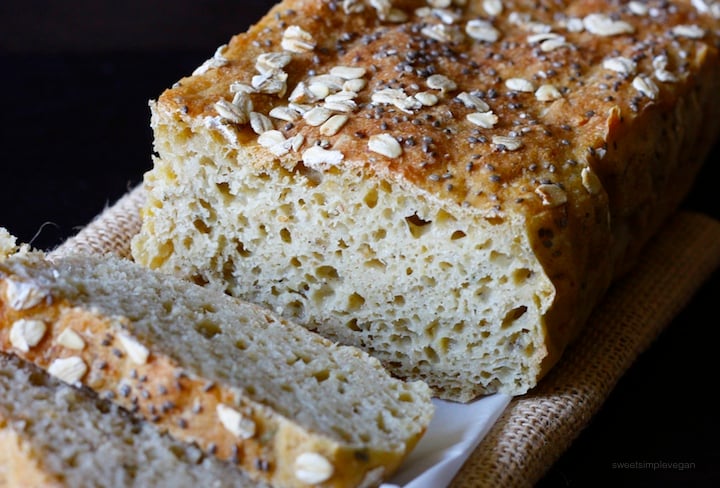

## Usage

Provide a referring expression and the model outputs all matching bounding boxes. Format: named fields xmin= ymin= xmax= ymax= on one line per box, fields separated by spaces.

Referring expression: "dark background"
xmin=1 ymin=2 xmax=718 ymax=486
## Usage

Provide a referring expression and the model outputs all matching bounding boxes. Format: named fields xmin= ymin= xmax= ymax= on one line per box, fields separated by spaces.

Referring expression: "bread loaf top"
xmin=159 ymin=0 xmax=717 ymax=216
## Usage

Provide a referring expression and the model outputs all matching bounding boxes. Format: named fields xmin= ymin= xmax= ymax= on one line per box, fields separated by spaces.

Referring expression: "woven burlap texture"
xmin=51 ymin=186 xmax=720 ymax=488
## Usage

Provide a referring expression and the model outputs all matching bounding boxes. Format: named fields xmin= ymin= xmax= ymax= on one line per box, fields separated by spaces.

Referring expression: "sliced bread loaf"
xmin=131 ymin=0 xmax=720 ymax=401
xmin=0 ymin=353 xmax=254 ymax=487
xmin=0 ymin=252 xmax=433 ymax=488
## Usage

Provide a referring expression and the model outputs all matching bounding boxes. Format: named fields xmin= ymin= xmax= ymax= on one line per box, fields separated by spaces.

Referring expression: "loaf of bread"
xmin=130 ymin=0 xmax=720 ymax=401
xmin=0 ymin=251 xmax=433 ymax=488
xmin=0 ymin=353 xmax=257 ymax=487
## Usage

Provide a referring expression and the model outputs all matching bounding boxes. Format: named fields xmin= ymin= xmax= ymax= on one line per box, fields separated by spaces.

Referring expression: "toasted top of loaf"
xmin=0 ymin=353 xmax=253 ymax=488
xmin=0 ymin=252 xmax=432 ymax=487
xmin=158 ymin=0 xmax=717 ymax=218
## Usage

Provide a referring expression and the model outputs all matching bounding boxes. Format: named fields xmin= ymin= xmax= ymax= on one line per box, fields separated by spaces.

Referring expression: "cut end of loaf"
xmin=133 ymin=104 xmax=557 ymax=400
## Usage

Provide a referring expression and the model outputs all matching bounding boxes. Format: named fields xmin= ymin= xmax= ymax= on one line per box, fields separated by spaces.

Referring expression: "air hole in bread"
xmin=193 ymin=219 xmax=210 ymax=234
xmin=372 ymin=228 xmax=387 ymax=240
xmin=363 ymin=188 xmax=378 ymax=208
xmin=423 ymin=346 xmax=439 ymax=364
xmin=280 ymin=228 xmax=292 ymax=244
xmin=501 ymin=306 xmax=528 ymax=329
xmin=489 ymin=250 xmax=511 ymax=266
xmin=364 ymin=259 xmax=385 ymax=270
xmin=310 ymin=192 xmax=325 ymax=205
xmin=194 ymin=319 xmax=222 ymax=340
xmin=312 ymin=369 xmax=330 ymax=383
xmin=215 ymin=181 xmax=232 ymax=198
xmin=435 ymin=209 xmax=457 ymax=224
xmin=222 ymin=259 xmax=234 ymax=282
xmin=331 ymin=425 xmax=353 ymax=443
xmin=316 ymin=266 xmax=338 ymax=280
xmin=424 ymin=320 xmax=438 ymax=340
xmin=439 ymin=336 xmax=455 ymax=354
xmin=191 ymin=274 xmax=209 ymax=286
xmin=311 ymin=285 xmax=334 ymax=305
xmin=451 ymin=230 xmax=467 ymax=240
xmin=404 ymin=213 xmax=432 ymax=238
xmin=512 ymin=267 xmax=533 ymax=284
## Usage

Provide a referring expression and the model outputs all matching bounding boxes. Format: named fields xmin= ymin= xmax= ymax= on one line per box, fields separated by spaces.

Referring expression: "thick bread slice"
xmin=0 ymin=252 xmax=433 ymax=488
xmin=0 ymin=353 xmax=254 ymax=488
xmin=130 ymin=0 xmax=720 ymax=401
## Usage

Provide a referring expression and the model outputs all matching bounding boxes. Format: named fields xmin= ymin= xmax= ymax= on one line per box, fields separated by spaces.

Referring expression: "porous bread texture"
xmin=131 ymin=0 xmax=720 ymax=401
xmin=138 ymin=119 xmax=555 ymax=401
xmin=0 ymin=253 xmax=433 ymax=488
xmin=0 ymin=353 xmax=249 ymax=488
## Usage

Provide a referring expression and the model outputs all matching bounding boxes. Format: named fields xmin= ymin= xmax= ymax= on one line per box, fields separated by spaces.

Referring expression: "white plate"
xmin=382 ymin=393 xmax=511 ymax=488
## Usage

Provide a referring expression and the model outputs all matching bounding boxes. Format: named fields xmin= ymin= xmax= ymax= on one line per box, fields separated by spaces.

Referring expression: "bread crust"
xmin=136 ymin=0 xmax=720 ymax=398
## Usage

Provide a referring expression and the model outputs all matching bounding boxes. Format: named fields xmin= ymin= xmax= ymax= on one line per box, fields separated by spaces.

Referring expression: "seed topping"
xmin=632 ymin=75 xmax=659 ymax=99
xmin=372 ymin=88 xmax=422 ymax=113
xmin=581 ymin=167 xmax=603 ymax=195
xmin=294 ymin=452 xmax=334 ymax=484
xmin=217 ymin=404 xmax=257 ymax=439
xmin=583 ymin=13 xmax=634 ymax=36
xmin=302 ymin=145 xmax=346 ymax=169
xmin=48 ymin=357 xmax=87 ymax=385
xmin=465 ymin=19 xmax=501 ymax=42
xmin=602 ymin=56 xmax=637 ymax=75
xmin=467 ymin=111 xmax=499 ymax=128
xmin=281 ymin=25 xmax=316 ymax=53
xmin=118 ymin=332 xmax=150 ymax=365
xmin=672 ymin=24 xmax=705 ymax=39
xmin=505 ymin=78 xmax=534 ymax=93
xmin=4 ymin=279 xmax=47 ymax=310
xmin=535 ymin=84 xmax=562 ymax=102
xmin=492 ymin=135 xmax=523 ymax=151
xmin=9 ymin=319 xmax=46 ymax=352
xmin=57 ymin=328 xmax=85 ymax=351
xmin=368 ymin=134 xmax=403 ymax=158
xmin=535 ymin=183 xmax=568 ymax=206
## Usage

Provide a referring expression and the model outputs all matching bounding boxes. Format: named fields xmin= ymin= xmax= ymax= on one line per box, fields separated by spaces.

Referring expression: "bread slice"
xmin=130 ymin=0 xmax=720 ymax=401
xmin=0 ymin=353 xmax=257 ymax=487
xmin=0 ymin=252 xmax=433 ymax=488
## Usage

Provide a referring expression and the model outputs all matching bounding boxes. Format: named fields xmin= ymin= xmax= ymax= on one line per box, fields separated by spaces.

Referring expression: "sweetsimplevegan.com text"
xmin=611 ymin=460 xmax=696 ymax=471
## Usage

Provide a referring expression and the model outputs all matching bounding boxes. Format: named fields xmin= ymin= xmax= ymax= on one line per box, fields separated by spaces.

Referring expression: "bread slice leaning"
xmin=0 ymin=252 xmax=433 ymax=488
xmin=0 ymin=353 xmax=256 ymax=488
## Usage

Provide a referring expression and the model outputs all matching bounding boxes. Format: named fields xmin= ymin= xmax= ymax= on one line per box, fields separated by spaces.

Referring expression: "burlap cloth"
xmin=52 ymin=186 xmax=720 ymax=487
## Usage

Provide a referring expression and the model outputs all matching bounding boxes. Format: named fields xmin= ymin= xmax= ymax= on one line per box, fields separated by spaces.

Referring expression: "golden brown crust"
xmin=153 ymin=0 xmax=720 ymax=389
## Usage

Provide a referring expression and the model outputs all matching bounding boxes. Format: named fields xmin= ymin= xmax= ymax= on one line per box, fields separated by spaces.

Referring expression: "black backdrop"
xmin=1 ymin=1 xmax=718 ymax=486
